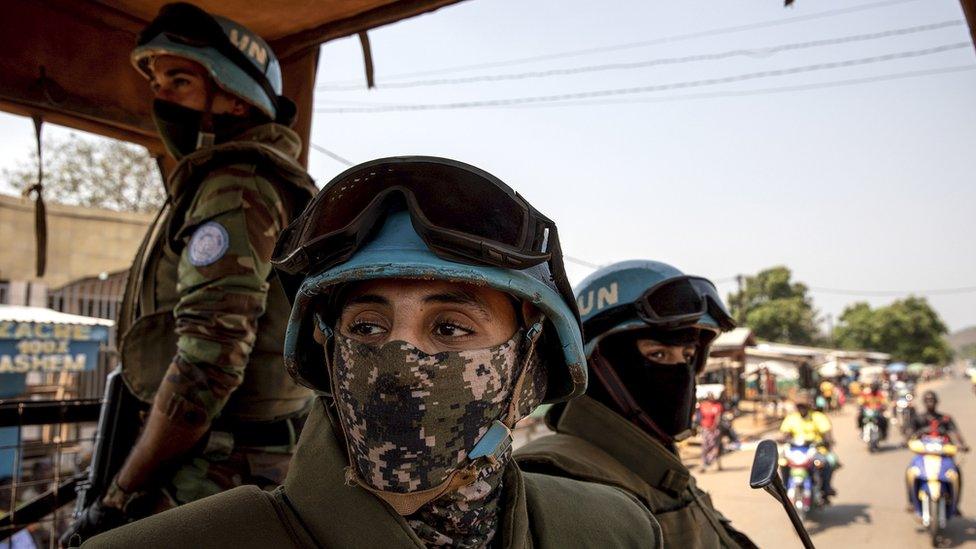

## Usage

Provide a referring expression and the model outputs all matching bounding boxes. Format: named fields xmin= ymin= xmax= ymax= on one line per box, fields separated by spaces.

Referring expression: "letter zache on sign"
xmin=0 ymin=322 xmax=108 ymax=374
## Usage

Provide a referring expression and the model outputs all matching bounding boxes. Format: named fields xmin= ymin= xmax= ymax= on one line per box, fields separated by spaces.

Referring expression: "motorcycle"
xmin=894 ymin=392 xmax=916 ymax=442
xmin=779 ymin=438 xmax=826 ymax=521
xmin=861 ymin=407 xmax=881 ymax=452
xmin=907 ymin=436 xmax=962 ymax=546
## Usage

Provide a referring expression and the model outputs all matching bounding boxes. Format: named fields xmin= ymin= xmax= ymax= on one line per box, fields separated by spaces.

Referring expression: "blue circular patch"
xmin=187 ymin=221 xmax=230 ymax=267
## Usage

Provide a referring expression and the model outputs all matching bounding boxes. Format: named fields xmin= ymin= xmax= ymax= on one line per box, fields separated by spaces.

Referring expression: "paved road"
xmin=695 ymin=376 xmax=976 ymax=548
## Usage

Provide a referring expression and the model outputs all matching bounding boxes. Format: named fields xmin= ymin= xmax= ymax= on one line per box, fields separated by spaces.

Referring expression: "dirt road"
xmin=695 ymin=377 xmax=976 ymax=548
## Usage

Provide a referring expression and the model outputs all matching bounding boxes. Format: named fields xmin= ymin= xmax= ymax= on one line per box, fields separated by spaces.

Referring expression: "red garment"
xmin=699 ymin=400 xmax=724 ymax=429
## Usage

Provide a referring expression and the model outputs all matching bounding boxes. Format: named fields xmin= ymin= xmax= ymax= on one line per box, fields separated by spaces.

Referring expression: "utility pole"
xmin=736 ymin=274 xmax=746 ymax=324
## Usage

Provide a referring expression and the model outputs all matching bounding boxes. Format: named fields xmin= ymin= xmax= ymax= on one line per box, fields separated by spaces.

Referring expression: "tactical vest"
xmin=516 ymin=396 xmax=755 ymax=549
xmin=117 ymin=139 xmax=316 ymax=423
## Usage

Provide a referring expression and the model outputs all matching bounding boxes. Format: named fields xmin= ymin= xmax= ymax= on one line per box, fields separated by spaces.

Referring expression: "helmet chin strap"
xmin=589 ymin=347 xmax=693 ymax=445
xmin=195 ymin=79 xmax=216 ymax=150
xmin=333 ymin=321 xmax=545 ymax=516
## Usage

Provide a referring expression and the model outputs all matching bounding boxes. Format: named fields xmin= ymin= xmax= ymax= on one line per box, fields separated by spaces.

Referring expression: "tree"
xmin=1 ymin=133 xmax=163 ymax=213
xmin=727 ymin=266 xmax=820 ymax=345
xmin=833 ymin=296 xmax=952 ymax=364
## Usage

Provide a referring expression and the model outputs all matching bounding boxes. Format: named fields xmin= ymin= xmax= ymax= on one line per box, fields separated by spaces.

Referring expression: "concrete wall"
xmin=0 ymin=193 xmax=152 ymax=288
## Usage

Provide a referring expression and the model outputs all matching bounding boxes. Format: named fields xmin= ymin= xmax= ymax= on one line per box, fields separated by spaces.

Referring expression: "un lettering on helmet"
xmin=576 ymin=282 xmax=619 ymax=316
xmin=228 ymin=27 xmax=268 ymax=69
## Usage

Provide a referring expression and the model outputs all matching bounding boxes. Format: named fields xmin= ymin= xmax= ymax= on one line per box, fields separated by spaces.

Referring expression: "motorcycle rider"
xmin=516 ymin=260 xmax=756 ymax=548
xmin=858 ymin=381 xmax=889 ymax=440
xmin=909 ymin=391 xmax=969 ymax=450
xmin=779 ymin=393 xmax=837 ymax=501
xmin=905 ymin=390 xmax=970 ymax=513
xmin=83 ymin=157 xmax=664 ymax=548
xmin=64 ymin=4 xmax=317 ymax=543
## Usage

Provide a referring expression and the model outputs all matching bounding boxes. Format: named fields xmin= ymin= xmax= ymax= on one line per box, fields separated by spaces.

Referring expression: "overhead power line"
xmin=564 ymin=255 xmax=605 ymax=269
xmin=809 ymin=285 xmax=976 ymax=297
xmin=315 ymin=42 xmax=972 ymax=113
xmin=498 ymin=65 xmax=976 ymax=109
xmin=317 ymin=20 xmax=963 ymax=91
xmin=317 ymin=0 xmax=926 ymax=86
xmin=310 ymin=143 xmax=354 ymax=166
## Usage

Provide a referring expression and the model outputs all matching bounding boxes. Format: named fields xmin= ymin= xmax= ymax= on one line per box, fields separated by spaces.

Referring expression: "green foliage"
xmin=1 ymin=133 xmax=163 ymax=213
xmin=727 ymin=266 xmax=820 ymax=345
xmin=833 ymin=296 xmax=952 ymax=364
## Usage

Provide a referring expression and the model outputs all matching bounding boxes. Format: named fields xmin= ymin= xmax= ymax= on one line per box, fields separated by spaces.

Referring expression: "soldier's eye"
xmin=348 ymin=322 xmax=385 ymax=336
xmin=433 ymin=322 xmax=473 ymax=338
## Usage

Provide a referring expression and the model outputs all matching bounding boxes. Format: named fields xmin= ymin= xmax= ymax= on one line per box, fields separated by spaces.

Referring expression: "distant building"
xmin=0 ymin=193 xmax=151 ymax=305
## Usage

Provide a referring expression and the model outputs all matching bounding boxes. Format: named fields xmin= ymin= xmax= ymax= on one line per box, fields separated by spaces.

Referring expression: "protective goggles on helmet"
xmin=634 ymin=275 xmax=735 ymax=331
xmin=135 ymin=2 xmax=280 ymax=114
xmin=272 ymin=157 xmax=576 ymax=309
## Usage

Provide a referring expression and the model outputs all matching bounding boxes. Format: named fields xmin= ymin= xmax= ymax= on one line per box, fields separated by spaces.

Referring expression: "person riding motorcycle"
xmin=63 ymin=4 xmax=316 ymax=543
xmin=909 ymin=391 xmax=969 ymax=451
xmin=82 ymin=157 xmax=664 ymax=548
xmin=857 ymin=382 xmax=889 ymax=440
xmin=905 ymin=390 xmax=970 ymax=514
xmin=515 ymin=260 xmax=756 ymax=548
xmin=779 ymin=393 xmax=837 ymax=501
xmin=819 ymin=379 xmax=836 ymax=411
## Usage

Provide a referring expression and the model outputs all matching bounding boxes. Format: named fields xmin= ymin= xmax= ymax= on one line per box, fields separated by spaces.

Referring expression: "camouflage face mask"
xmin=330 ymin=327 xmax=545 ymax=519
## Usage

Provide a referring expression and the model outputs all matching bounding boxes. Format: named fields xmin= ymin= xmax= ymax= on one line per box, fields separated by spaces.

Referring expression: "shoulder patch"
xmin=188 ymin=221 xmax=230 ymax=266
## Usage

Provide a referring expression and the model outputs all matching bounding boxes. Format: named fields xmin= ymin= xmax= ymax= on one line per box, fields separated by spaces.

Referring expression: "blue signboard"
xmin=0 ymin=321 xmax=110 ymax=373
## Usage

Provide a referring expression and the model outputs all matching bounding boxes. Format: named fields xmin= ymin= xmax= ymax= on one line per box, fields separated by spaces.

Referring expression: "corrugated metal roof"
xmin=711 ymin=327 xmax=756 ymax=349
xmin=0 ymin=305 xmax=114 ymax=327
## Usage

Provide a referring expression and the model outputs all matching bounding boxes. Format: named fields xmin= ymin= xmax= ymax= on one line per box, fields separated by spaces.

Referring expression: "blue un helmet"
xmin=574 ymin=260 xmax=735 ymax=442
xmin=274 ymin=157 xmax=586 ymax=404
xmin=131 ymin=3 xmax=289 ymax=122
xmin=576 ymin=260 xmax=735 ymax=371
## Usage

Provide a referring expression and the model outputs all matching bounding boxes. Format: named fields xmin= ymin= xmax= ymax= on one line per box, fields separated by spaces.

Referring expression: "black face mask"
xmin=151 ymin=99 xmax=269 ymax=159
xmin=590 ymin=330 xmax=699 ymax=440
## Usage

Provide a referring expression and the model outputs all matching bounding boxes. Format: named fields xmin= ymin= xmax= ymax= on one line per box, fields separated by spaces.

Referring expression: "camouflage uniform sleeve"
xmin=161 ymin=166 xmax=289 ymax=425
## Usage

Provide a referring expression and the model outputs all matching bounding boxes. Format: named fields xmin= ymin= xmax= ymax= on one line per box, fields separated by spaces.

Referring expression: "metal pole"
xmin=765 ymin=474 xmax=816 ymax=549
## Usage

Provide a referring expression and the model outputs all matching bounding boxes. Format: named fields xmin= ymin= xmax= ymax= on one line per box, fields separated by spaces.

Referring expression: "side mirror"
xmin=750 ymin=439 xmax=780 ymax=489
xmin=749 ymin=439 xmax=816 ymax=549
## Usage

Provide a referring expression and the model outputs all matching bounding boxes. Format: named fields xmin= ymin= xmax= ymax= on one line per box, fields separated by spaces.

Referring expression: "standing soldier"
xmin=82 ymin=157 xmax=663 ymax=548
xmin=516 ymin=261 xmax=756 ymax=548
xmin=64 ymin=3 xmax=316 ymax=542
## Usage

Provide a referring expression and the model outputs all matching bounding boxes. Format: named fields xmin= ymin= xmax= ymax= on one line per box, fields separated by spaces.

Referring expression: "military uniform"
xmin=517 ymin=396 xmax=755 ymax=549
xmin=84 ymin=398 xmax=664 ymax=548
xmin=116 ymin=122 xmax=315 ymax=505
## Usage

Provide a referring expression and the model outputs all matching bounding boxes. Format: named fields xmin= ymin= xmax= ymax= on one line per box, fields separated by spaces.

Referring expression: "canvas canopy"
xmin=1 ymin=0 xmax=462 ymax=165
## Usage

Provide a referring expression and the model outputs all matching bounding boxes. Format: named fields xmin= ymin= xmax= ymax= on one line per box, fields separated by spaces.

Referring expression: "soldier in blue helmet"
xmin=82 ymin=157 xmax=663 ymax=548
xmin=64 ymin=3 xmax=316 ymax=544
xmin=516 ymin=260 xmax=757 ymax=548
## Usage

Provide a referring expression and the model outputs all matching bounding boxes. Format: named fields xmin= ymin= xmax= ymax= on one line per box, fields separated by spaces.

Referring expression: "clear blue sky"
xmin=1 ymin=0 xmax=974 ymax=333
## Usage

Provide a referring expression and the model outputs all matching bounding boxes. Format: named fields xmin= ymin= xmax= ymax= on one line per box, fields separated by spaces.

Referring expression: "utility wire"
xmin=318 ymin=0 xmax=926 ymax=86
xmin=310 ymin=143 xmax=354 ymax=166
xmin=317 ymin=20 xmax=963 ymax=91
xmin=315 ymin=42 xmax=972 ymax=113
xmin=564 ymin=255 xmax=605 ymax=269
xmin=499 ymin=65 xmax=976 ymax=109
xmin=809 ymin=285 xmax=976 ymax=296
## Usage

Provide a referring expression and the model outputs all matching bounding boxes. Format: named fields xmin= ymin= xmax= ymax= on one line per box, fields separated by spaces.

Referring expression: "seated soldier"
xmin=82 ymin=157 xmax=663 ymax=548
xmin=516 ymin=261 xmax=756 ymax=548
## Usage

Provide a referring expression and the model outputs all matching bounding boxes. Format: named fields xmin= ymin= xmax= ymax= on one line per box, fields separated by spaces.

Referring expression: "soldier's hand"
xmin=59 ymin=499 xmax=126 ymax=548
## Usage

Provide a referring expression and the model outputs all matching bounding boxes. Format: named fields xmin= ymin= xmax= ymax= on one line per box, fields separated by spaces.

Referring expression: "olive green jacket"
xmin=85 ymin=398 xmax=664 ymax=548
xmin=515 ymin=397 xmax=755 ymax=549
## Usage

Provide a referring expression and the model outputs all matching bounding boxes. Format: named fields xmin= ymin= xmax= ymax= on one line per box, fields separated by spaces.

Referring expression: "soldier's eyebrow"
xmin=344 ymin=294 xmax=390 ymax=307
xmin=164 ymin=68 xmax=199 ymax=79
xmin=424 ymin=290 xmax=491 ymax=320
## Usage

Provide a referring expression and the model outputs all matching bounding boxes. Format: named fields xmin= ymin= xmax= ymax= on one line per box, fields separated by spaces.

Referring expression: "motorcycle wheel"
xmin=928 ymin=496 xmax=941 ymax=546
xmin=794 ymin=500 xmax=807 ymax=522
